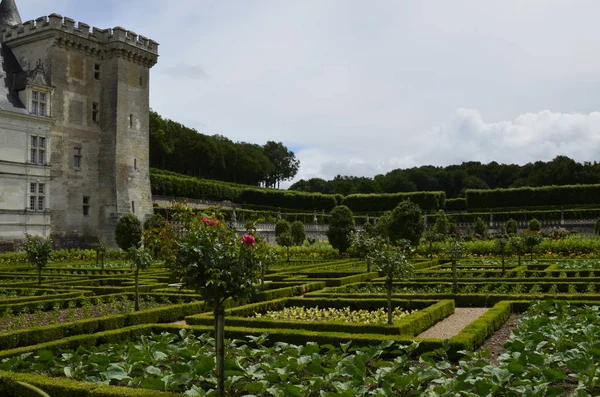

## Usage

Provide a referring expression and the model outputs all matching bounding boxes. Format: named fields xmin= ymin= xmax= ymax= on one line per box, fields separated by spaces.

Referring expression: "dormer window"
xmin=31 ymin=90 xmax=48 ymax=117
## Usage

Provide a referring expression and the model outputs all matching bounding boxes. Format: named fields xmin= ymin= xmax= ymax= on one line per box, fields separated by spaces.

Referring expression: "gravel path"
xmin=417 ymin=308 xmax=489 ymax=339
xmin=478 ymin=314 xmax=523 ymax=363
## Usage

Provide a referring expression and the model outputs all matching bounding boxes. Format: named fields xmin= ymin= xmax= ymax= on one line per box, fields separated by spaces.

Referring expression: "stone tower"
xmin=0 ymin=0 xmax=159 ymax=248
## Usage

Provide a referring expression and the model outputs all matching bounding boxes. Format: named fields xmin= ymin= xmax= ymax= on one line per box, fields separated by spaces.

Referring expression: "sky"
xmin=15 ymin=0 xmax=600 ymax=186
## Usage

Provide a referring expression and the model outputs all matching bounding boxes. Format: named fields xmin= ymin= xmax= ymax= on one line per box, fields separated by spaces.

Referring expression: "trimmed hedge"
xmin=466 ymin=184 xmax=600 ymax=210
xmin=342 ymin=192 xmax=446 ymax=213
xmin=449 ymin=301 xmax=511 ymax=351
xmin=445 ymin=198 xmax=467 ymax=212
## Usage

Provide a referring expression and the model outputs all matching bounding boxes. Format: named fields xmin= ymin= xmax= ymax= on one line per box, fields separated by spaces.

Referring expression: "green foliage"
xmin=445 ymin=198 xmax=467 ymax=211
xmin=380 ymin=200 xmax=425 ymax=246
xmin=369 ymin=244 xmax=414 ymax=281
xmin=275 ymin=220 xmax=291 ymax=237
xmin=521 ymin=230 xmax=543 ymax=259
xmin=23 ymin=235 xmax=52 ymax=285
xmin=506 ymin=219 xmax=518 ymax=235
xmin=290 ymin=221 xmax=306 ymax=246
xmin=255 ymin=306 xmax=415 ymax=324
xmin=432 ymin=210 xmax=450 ymax=237
xmin=595 ymin=219 xmax=600 ymax=236
xmin=341 ymin=191 xmax=446 ymax=212
xmin=326 ymin=206 xmax=355 ymax=254
xmin=528 ymin=218 xmax=541 ymax=232
xmin=115 ymin=214 xmax=142 ymax=251
xmin=473 ymin=217 xmax=488 ymax=237
xmin=143 ymin=214 xmax=165 ymax=230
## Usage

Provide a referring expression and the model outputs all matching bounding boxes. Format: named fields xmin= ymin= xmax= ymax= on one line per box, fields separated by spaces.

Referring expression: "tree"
xmin=506 ymin=219 xmax=518 ymax=235
xmin=263 ymin=141 xmax=300 ymax=188
xmin=275 ymin=232 xmax=293 ymax=264
xmin=432 ymin=210 xmax=450 ymax=237
xmin=522 ymin=230 xmax=543 ymax=260
xmin=474 ymin=217 xmax=488 ymax=238
xmin=423 ymin=231 xmax=443 ymax=259
xmin=290 ymin=221 xmax=306 ymax=246
xmin=115 ymin=214 xmax=142 ymax=251
xmin=368 ymin=242 xmax=414 ymax=324
xmin=509 ymin=235 xmax=525 ymax=266
xmin=350 ymin=232 xmax=381 ymax=272
xmin=381 ymin=200 xmax=425 ymax=246
xmin=174 ymin=215 xmax=265 ymax=397
xmin=275 ymin=220 xmax=291 ymax=238
xmin=23 ymin=235 xmax=52 ymax=286
xmin=90 ymin=242 xmax=107 ymax=270
xmin=528 ymin=218 xmax=541 ymax=232
xmin=326 ymin=205 xmax=355 ymax=255
xmin=494 ymin=235 xmax=508 ymax=276
xmin=127 ymin=245 xmax=152 ymax=311
xmin=447 ymin=240 xmax=464 ymax=294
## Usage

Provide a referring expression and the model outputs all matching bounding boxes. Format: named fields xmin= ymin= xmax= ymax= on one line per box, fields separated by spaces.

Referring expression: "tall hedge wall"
xmin=341 ymin=192 xmax=446 ymax=213
xmin=151 ymin=170 xmax=444 ymax=213
xmin=465 ymin=185 xmax=600 ymax=210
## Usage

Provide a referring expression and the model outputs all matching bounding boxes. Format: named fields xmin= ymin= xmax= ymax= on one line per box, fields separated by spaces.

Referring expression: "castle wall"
xmin=1 ymin=14 xmax=159 ymax=248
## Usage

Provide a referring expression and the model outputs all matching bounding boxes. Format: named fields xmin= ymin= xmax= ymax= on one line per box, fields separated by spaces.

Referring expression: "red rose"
xmin=242 ymin=234 xmax=256 ymax=247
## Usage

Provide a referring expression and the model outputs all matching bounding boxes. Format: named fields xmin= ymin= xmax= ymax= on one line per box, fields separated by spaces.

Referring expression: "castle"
xmin=0 ymin=0 xmax=158 ymax=249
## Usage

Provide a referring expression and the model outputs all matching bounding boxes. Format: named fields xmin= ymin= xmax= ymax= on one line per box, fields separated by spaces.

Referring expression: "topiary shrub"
xmin=381 ymin=200 xmax=425 ymax=246
xmin=115 ymin=213 xmax=142 ymax=251
xmin=327 ymin=205 xmax=355 ymax=254
xmin=506 ymin=219 xmax=518 ymax=235
xmin=474 ymin=217 xmax=488 ymax=238
xmin=275 ymin=220 xmax=291 ymax=238
xmin=528 ymin=218 xmax=541 ymax=232
xmin=144 ymin=213 xmax=166 ymax=230
xmin=432 ymin=209 xmax=450 ymax=237
xmin=290 ymin=221 xmax=306 ymax=246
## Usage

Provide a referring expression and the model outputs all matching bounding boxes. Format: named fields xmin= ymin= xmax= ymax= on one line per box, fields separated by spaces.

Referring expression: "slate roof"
xmin=0 ymin=0 xmax=21 ymax=29
xmin=0 ymin=0 xmax=28 ymax=114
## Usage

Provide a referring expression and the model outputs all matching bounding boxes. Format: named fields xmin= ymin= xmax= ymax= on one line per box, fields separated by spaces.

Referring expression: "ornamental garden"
xmin=2 ymin=184 xmax=600 ymax=395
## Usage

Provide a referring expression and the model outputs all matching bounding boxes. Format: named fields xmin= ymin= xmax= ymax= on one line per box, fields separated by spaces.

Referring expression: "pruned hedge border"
xmin=186 ymin=297 xmax=454 ymax=336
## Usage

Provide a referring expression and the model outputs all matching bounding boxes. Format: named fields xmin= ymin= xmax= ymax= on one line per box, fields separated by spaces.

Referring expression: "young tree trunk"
xmin=386 ymin=278 xmax=393 ymax=325
xmin=214 ymin=303 xmax=225 ymax=397
xmin=38 ymin=266 xmax=42 ymax=286
xmin=518 ymin=252 xmax=521 ymax=266
xmin=101 ymin=253 xmax=105 ymax=271
xmin=501 ymin=252 xmax=505 ymax=277
xmin=530 ymin=248 xmax=534 ymax=261
xmin=367 ymin=260 xmax=371 ymax=273
xmin=286 ymin=246 xmax=290 ymax=264
xmin=429 ymin=241 xmax=433 ymax=259
xmin=452 ymin=260 xmax=458 ymax=294
xmin=134 ymin=268 xmax=140 ymax=311
xmin=96 ymin=253 xmax=99 ymax=267
xmin=261 ymin=267 xmax=265 ymax=290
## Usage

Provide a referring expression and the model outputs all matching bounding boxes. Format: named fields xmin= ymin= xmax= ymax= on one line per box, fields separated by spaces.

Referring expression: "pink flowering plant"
xmin=174 ymin=213 xmax=273 ymax=397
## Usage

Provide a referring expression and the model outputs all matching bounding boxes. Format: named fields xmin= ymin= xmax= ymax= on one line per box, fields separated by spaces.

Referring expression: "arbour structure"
xmin=0 ymin=0 xmax=158 ymax=249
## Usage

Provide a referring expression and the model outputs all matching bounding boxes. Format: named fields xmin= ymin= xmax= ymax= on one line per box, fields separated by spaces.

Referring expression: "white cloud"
xmin=287 ymin=109 xmax=600 ymax=186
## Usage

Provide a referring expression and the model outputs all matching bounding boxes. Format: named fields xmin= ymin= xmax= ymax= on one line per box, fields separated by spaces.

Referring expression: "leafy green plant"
xmin=380 ymin=200 xmax=425 ymax=246
xmin=290 ymin=221 xmax=306 ymax=246
xmin=509 ymin=235 xmax=525 ymax=266
xmin=326 ymin=205 xmax=355 ymax=255
xmin=447 ymin=240 xmax=465 ymax=294
xmin=506 ymin=219 xmax=518 ymax=235
xmin=114 ymin=214 xmax=142 ymax=251
xmin=90 ymin=242 xmax=107 ymax=270
xmin=275 ymin=232 xmax=293 ymax=264
xmin=255 ymin=306 xmax=415 ymax=324
xmin=275 ymin=220 xmax=291 ymax=237
xmin=127 ymin=246 xmax=152 ymax=311
xmin=23 ymin=234 xmax=53 ymax=286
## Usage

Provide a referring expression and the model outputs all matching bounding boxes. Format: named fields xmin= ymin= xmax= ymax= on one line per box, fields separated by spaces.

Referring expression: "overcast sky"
xmin=16 ymin=0 xmax=600 ymax=186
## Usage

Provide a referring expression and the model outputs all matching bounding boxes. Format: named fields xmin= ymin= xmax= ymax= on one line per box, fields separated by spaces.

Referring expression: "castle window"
xmin=134 ymin=158 xmax=137 ymax=170
xmin=29 ymin=182 xmax=45 ymax=211
xmin=83 ymin=196 xmax=90 ymax=216
xmin=94 ymin=64 xmax=101 ymax=80
xmin=31 ymin=91 xmax=47 ymax=117
xmin=131 ymin=201 xmax=135 ymax=214
xmin=129 ymin=114 xmax=133 ymax=128
xmin=30 ymin=136 xmax=46 ymax=165
xmin=92 ymin=102 xmax=99 ymax=123
xmin=73 ymin=148 xmax=82 ymax=169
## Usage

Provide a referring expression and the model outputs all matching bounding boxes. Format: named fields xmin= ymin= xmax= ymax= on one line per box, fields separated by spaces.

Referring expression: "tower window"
xmin=29 ymin=182 xmax=45 ymax=211
xmin=30 ymin=136 xmax=46 ymax=165
xmin=92 ymin=102 xmax=99 ymax=123
xmin=131 ymin=201 xmax=135 ymax=214
xmin=31 ymin=91 xmax=47 ymax=116
xmin=73 ymin=148 xmax=82 ymax=169
xmin=134 ymin=158 xmax=137 ymax=170
xmin=129 ymin=114 xmax=133 ymax=128
xmin=94 ymin=64 xmax=101 ymax=80
xmin=83 ymin=196 xmax=90 ymax=216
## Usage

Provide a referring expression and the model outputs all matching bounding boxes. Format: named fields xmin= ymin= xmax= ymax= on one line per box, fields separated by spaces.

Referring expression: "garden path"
xmin=417 ymin=308 xmax=488 ymax=339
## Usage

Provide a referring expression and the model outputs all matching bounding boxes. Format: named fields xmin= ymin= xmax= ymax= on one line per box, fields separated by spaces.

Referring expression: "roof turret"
xmin=0 ymin=0 xmax=21 ymax=30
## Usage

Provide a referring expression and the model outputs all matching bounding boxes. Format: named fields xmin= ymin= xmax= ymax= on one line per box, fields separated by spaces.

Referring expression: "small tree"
xmin=23 ymin=235 xmax=53 ymax=286
xmin=351 ymin=232 xmax=380 ymax=272
xmin=432 ymin=210 xmax=450 ymax=237
xmin=90 ymin=242 xmax=107 ymax=270
xmin=494 ymin=235 xmax=508 ymax=276
xmin=276 ymin=232 xmax=294 ymax=264
xmin=509 ymin=235 xmax=525 ymax=266
xmin=506 ymin=219 xmax=518 ymax=236
xmin=423 ymin=231 xmax=444 ymax=259
xmin=522 ymin=230 xmax=543 ymax=260
xmin=368 ymin=243 xmax=414 ymax=324
xmin=115 ymin=214 xmax=142 ymax=251
xmin=275 ymin=220 xmax=291 ymax=237
xmin=447 ymin=240 xmax=464 ymax=294
xmin=144 ymin=213 xmax=166 ymax=230
xmin=383 ymin=200 xmax=425 ymax=246
xmin=127 ymin=245 xmax=152 ymax=311
xmin=290 ymin=221 xmax=306 ymax=246
xmin=174 ymin=216 xmax=264 ymax=397
xmin=528 ymin=218 xmax=541 ymax=232
xmin=327 ymin=205 xmax=355 ymax=255
xmin=474 ymin=217 xmax=488 ymax=238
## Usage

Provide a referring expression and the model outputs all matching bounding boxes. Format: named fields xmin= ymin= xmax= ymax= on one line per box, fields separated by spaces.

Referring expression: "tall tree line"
xmin=149 ymin=111 xmax=299 ymax=187
xmin=289 ymin=156 xmax=600 ymax=198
